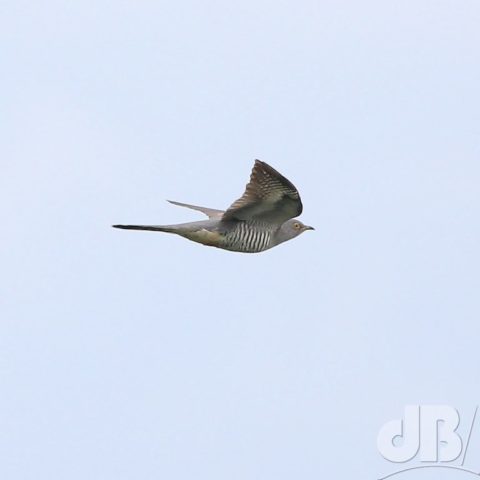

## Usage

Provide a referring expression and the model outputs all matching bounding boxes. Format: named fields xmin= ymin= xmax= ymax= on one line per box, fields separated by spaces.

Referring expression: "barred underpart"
xmin=222 ymin=221 xmax=275 ymax=253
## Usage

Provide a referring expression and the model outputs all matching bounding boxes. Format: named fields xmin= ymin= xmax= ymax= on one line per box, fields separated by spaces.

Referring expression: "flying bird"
xmin=113 ymin=160 xmax=314 ymax=253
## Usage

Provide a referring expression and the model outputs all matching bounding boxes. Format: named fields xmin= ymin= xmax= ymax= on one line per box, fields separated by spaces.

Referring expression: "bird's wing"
xmin=167 ymin=200 xmax=224 ymax=219
xmin=222 ymin=160 xmax=302 ymax=224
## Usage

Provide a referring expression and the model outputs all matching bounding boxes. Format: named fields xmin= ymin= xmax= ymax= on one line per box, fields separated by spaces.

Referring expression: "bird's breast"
xmin=222 ymin=222 xmax=275 ymax=253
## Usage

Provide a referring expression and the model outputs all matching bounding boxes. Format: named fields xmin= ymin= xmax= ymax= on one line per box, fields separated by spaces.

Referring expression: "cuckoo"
xmin=113 ymin=160 xmax=314 ymax=253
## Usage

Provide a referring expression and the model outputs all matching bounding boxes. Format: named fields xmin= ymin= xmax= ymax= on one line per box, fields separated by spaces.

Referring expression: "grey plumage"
xmin=113 ymin=160 xmax=314 ymax=253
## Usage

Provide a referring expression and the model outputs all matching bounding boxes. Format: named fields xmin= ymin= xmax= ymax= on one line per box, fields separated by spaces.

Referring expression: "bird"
xmin=113 ymin=160 xmax=314 ymax=253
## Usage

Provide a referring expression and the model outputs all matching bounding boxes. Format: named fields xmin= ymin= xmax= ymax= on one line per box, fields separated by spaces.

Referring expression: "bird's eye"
xmin=294 ymin=222 xmax=301 ymax=229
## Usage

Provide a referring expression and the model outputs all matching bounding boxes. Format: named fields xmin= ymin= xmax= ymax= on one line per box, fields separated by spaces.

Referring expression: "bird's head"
xmin=275 ymin=219 xmax=315 ymax=244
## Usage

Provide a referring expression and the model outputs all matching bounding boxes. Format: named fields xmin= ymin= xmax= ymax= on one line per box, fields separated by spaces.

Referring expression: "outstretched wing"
xmin=167 ymin=200 xmax=224 ymax=219
xmin=222 ymin=160 xmax=302 ymax=225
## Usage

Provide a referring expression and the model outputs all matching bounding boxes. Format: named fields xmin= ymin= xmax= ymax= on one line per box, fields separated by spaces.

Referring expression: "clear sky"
xmin=1 ymin=1 xmax=479 ymax=479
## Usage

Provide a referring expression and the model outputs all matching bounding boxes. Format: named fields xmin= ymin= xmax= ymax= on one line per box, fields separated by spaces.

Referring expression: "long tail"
xmin=112 ymin=224 xmax=176 ymax=233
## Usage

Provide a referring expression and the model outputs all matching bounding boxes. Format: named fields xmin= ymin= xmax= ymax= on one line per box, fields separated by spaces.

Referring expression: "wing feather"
xmin=222 ymin=160 xmax=302 ymax=225
xmin=167 ymin=200 xmax=224 ymax=219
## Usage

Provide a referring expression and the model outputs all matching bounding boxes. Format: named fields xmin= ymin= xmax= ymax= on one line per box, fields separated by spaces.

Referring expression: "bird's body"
xmin=222 ymin=219 xmax=277 ymax=253
xmin=113 ymin=160 xmax=313 ymax=253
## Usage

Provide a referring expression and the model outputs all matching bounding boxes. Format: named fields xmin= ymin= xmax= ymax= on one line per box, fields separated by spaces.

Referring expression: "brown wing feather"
xmin=222 ymin=160 xmax=303 ymax=224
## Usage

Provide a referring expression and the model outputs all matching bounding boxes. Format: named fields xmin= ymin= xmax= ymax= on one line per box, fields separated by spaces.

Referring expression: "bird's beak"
xmin=304 ymin=225 xmax=315 ymax=231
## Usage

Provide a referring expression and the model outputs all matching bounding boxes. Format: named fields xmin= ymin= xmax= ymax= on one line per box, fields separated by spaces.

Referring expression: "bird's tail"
xmin=112 ymin=224 xmax=177 ymax=233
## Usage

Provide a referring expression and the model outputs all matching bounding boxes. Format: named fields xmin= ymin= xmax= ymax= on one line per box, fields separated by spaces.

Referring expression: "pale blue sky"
xmin=1 ymin=1 xmax=479 ymax=479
